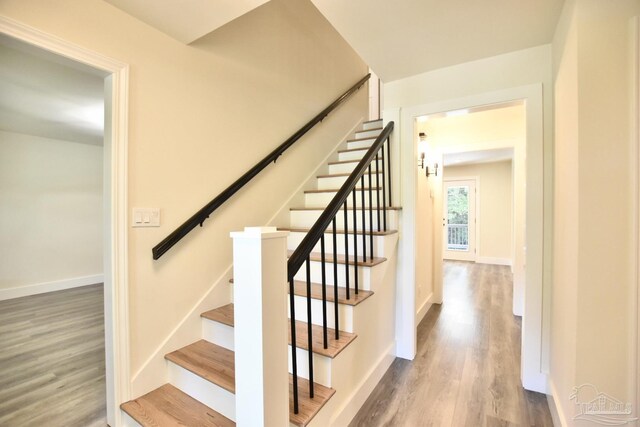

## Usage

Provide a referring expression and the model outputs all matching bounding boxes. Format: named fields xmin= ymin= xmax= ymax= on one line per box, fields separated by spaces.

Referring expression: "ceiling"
xmin=101 ymin=0 xmax=564 ymax=82
xmin=103 ymin=0 xmax=270 ymax=44
xmin=0 ymin=35 xmax=106 ymax=145
xmin=310 ymin=0 xmax=565 ymax=81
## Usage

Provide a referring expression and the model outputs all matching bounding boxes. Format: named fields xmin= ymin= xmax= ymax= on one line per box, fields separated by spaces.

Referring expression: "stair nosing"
xmin=356 ymin=126 xmax=383 ymax=132
xmin=305 ymin=187 xmax=382 ymax=194
xmin=280 ymin=226 xmax=397 ymax=236
xmin=290 ymin=206 xmax=402 ymax=211
xmin=224 ymin=280 xmax=375 ymax=306
xmin=328 ymin=159 xmax=382 ymax=166
xmin=199 ymin=306 xmax=357 ymax=359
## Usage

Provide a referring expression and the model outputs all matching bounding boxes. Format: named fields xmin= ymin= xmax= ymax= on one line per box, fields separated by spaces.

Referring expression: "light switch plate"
xmin=132 ymin=208 xmax=160 ymax=227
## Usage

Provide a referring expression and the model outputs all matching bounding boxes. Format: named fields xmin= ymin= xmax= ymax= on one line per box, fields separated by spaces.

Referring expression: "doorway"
xmin=443 ymin=179 xmax=477 ymax=261
xmin=0 ymin=17 xmax=130 ymax=426
xmin=394 ymin=83 xmax=547 ymax=394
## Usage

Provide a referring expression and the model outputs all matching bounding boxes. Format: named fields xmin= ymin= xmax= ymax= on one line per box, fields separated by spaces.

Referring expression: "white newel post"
xmin=230 ymin=227 xmax=290 ymax=427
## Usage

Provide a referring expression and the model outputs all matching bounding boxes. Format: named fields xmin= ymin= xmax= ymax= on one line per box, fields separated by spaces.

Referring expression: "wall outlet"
xmin=132 ymin=208 xmax=160 ymax=227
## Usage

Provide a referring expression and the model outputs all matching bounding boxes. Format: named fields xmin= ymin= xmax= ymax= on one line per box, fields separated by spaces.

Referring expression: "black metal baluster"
xmin=305 ymin=258 xmax=314 ymax=398
xmin=320 ymin=234 xmax=328 ymax=349
xmin=361 ymin=176 xmax=367 ymax=262
xmin=375 ymin=153 xmax=381 ymax=232
xmin=344 ymin=200 xmax=350 ymax=300
xmin=332 ymin=218 xmax=339 ymax=340
xmin=381 ymin=142 xmax=387 ymax=232
xmin=289 ymin=279 xmax=299 ymax=413
xmin=368 ymin=165 xmax=374 ymax=259
xmin=387 ymin=137 xmax=392 ymax=206
xmin=352 ymin=190 xmax=359 ymax=295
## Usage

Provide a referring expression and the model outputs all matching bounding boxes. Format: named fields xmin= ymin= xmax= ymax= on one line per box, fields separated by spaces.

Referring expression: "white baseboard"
xmin=329 ymin=342 xmax=396 ymax=427
xmin=0 ymin=274 xmax=104 ymax=301
xmin=416 ymin=292 xmax=433 ymax=326
xmin=476 ymin=256 xmax=512 ymax=266
xmin=547 ymin=379 xmax=569 ymax=427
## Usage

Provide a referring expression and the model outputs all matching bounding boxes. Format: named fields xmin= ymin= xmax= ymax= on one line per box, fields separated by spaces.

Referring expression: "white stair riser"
xmin=305 ymin=192 xmax=381 ymax=208
xmin=123 ymin=411 xmax=142 ymax=427
xmin=328 ymin=162 xmax=380 ymax=175
xmin=167 ymin=361 xmax=236 ymax=422
xmin=294 ymin=261 xmax=373 ymax=290
xmin=347 ymin=138 xmax=375 ymax=150
xmin=202 ymin=319 xmax=234 ymax=351
xmin=287 ymin=232 xmax=387 ymax=258
xmin=339 ymin=150 xmax=368 ymax=162
xmin=290 ymin=296 xmax=354 ymax=333
xmin=355 ymin=129 xmax=382 ymax=139
xmin=289 ymin=210 xmax=398 ymax=231
xmin=289 ymin=346 xmax=332 ymax=387
xmin=362 ymin=120 xmax=383 ymax=131
xmin=317 ymin=173 xmax=384 ymax=190
xmin=199 ymin=317 xmax=336 ymax=387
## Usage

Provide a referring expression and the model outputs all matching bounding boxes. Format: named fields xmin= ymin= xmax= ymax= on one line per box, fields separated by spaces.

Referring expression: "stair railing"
xmin=286 ymin=121 xmax=394 ymax=413
xmin=152 ymin=73 xmax=371 ymax=260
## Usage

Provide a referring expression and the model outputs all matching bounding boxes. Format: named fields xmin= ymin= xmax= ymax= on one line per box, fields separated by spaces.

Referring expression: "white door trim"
xmin=389 ymin=82 xmax=546 ymax=393
xmin=0 ymin=16 xmax=131 ymax=426
xmin=630 ymin=14 xmax=640 ymax=422
xmin=443 ymin=177 xmax=478 ymax=262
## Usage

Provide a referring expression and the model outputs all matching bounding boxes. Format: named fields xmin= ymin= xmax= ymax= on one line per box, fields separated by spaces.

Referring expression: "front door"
xmin=443 ymin=179 xmax=476 ymax=261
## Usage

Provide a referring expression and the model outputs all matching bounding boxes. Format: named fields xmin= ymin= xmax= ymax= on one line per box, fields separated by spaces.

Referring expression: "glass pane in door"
xmin=447 ymin=186 xmax=469 ymax=251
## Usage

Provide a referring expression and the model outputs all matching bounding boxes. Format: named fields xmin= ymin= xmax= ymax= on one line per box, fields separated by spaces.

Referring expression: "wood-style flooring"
xmin=349 ymin=262 xmax=553 ymax=427
xmin=0 ymin=284 xmax=107 ymax=427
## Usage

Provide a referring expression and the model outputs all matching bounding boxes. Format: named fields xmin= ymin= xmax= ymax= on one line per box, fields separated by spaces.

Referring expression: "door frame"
xmin=389 ymin=83 xmax=546 ymax=393
xmin=443 ymin=177 xmax=478 ymax=262
xmin=0 ymin=16 xmax=131 ymax=426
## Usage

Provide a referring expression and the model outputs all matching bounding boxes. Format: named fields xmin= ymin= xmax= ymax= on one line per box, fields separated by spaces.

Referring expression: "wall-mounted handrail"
xmin=152 ymin=73 xmax=371 ymax=260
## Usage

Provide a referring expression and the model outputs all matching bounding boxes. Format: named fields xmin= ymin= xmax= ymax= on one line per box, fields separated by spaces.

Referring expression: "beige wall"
xmin=0 ymin=130 xmax=103 ymax=289
xmin=444 ymin=160 xmax=513 ymax=262
xmin=0 ymin=0 xmax=368 ymax=374
xmin=550 ymin=0 xmax=640 ymax=423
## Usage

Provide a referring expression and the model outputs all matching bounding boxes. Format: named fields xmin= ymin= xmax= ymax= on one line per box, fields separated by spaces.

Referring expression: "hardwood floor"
xmin=349 ymin=262 xmax=553 ymax=427
xmin=0 ymin=284 xmax=107 ymax=427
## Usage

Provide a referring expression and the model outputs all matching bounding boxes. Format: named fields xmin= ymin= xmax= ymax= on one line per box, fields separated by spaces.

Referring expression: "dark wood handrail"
xmin=152 ymin=73 xmax=371 ymax=260
xmin=287 ymin=121 xmax=394 ymax=280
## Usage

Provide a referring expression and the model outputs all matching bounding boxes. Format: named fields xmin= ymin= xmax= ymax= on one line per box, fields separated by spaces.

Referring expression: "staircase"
xmin=121 ymin=118 xmax=400 ymax=427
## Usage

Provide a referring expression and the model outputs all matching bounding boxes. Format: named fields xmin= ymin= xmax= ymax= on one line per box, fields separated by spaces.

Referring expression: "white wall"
xmin=0 ymin=130 xmax=103 ymax=296
xmin=444 ymin=160 xmax=513 ymax=263
xmin=0 ymin=0 xmax=368 ymax=379
xmin=550 ymin=0 xmax=640 ymax=424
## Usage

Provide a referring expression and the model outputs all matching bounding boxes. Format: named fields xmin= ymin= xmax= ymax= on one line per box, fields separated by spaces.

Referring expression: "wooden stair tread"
xmin=290 ymin=319 xmax=357 ymax=358
xmin=290 ymin=206 xmax=402 ymax=211
xmin=292 ymin=281 xmax=373 ymax=306
xmin=357 ymin=126 xmax=383 ymax=132
xmin=327 ymin=159 xmax=372 ymax=166
xmin=290 ymin=376 xmax=335 ymax=427
xmin=304 ymin=187 xmax=381 ymax=194
xmin=280 ymin=226 xmax=397 ymax=236
xmin=198 ymin=304 xmax=356 ymax=358
xmin=317 ymin=172 xmax=382 ymax=178
xmin=202 ymin=303 xmax=234 ymax=326
xmin=120 ymin=383 xmax=235 ymax=427
xmin=156 ymin=342 xmax=335 ymax=426
xmin=363 ymin=119 xmax=382 ymax=124
xmin=225 ymin=281 xmax=373 ymax=306
xmin=289 ymin=250 xmax=387 ymax=267
xmin=338 ymin=146 xmax=371 ymax=153
xmin=165 ymin=340 xmax=236 ymax=393
xmin=347 ymin=136 xmax=377 ymax=142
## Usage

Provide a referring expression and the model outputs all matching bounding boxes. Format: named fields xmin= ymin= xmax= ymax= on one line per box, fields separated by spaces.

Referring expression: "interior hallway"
xmin=0 ymin=284 xmax=106 ymax=427
xmin=350 ymin=261 xmax=552 ymax=426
